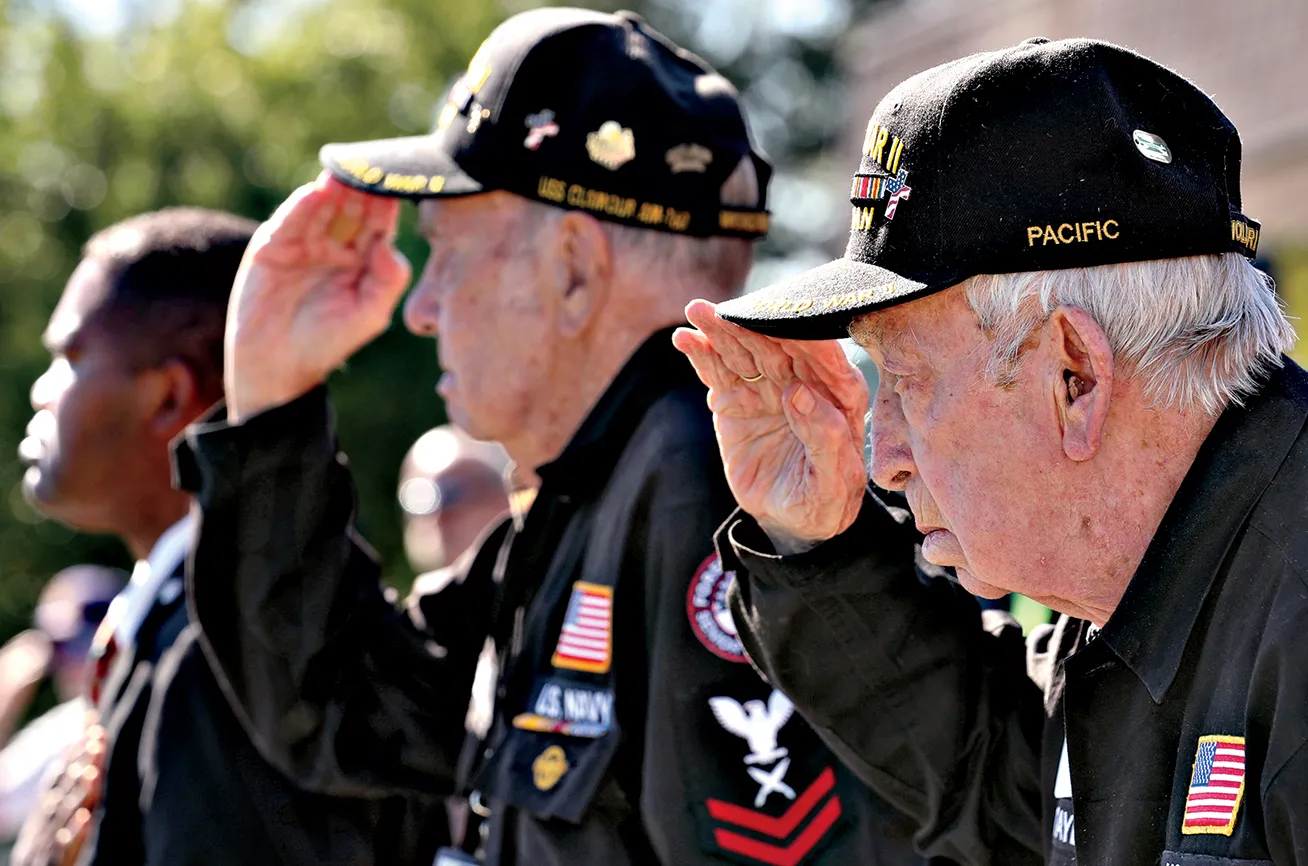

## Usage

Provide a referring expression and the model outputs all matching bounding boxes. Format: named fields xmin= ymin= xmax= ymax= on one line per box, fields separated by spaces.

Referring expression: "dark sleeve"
xmin=176 ymin=387 xmax=487 ymax=799
xmin=1264 ymin=737 xmax=1308 ymax=865
xmin=721 ymin=491 xmax=1046 ymax=866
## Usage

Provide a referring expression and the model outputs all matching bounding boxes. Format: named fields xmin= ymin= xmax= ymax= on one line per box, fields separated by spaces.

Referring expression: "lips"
xmin=18 ymin=436 xmax=44 ymax=465
xmin=920 ymin=527 xmax=967 ymax=568
xmin=906 ymin=493 xmax=949 ymax=538
xmin=19 ymin=411 xmax=54 ymax=465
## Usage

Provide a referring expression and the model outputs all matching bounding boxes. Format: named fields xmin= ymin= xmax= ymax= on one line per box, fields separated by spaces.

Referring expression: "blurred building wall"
xmin=840 ymin=0 xmax=1308 ymax=361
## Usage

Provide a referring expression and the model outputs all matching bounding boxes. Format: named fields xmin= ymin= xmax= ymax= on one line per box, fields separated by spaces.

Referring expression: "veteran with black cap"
xmin=674 ymin=36 xmax=1308 ymax=866
xmin=179 ymin=7 xmax=933 ymax=865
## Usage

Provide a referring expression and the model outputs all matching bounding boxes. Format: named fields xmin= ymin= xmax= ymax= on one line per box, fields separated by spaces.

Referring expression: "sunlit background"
xmin=2 ymin=0 xmax=1306 ymax=667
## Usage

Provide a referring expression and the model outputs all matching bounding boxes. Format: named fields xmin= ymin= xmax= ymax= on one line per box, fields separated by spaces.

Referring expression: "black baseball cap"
xmin=320 ymin=8 xmax=771 ymax=240
xmin=717 ymin=37 xmax=1262 ymax=339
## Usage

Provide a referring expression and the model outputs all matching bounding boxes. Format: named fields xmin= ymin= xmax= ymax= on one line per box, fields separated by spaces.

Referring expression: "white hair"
xmin=962 ymin=254 xmax=1296 ymax=415
xmin=521 ymin=156 xmax=759 ymax=301
xmin=600 ymin=155 xmax=759 ymax=301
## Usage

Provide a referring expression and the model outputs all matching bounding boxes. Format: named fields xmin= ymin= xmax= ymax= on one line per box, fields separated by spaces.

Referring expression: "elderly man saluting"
xmin=675 ymin=38 xmax=1306 ymax=866
xmin=180 ymin=8 xmax=934 ymax=865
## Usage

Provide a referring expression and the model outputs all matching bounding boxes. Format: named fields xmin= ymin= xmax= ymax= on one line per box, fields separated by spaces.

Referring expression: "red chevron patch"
xmin=705 ymin=767 xmax=842 ymax=865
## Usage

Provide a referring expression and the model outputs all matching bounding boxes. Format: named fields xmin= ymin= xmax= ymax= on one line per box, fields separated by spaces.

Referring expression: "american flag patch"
xmin=1181 ymin=734 xmax=1246 ymax=835
xmin=550 ymin=582 xmax=613 ymax=674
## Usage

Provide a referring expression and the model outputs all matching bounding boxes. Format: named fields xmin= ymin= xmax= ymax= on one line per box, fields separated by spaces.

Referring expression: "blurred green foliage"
xmin=0 ymin=0 xmax=512 ymax=644
xmin=1 ymin=0 xmax=872 ymax=659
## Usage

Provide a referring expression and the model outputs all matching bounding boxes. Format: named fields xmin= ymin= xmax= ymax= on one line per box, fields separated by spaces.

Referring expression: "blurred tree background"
xmin=0 ymin=0 xmax=878 ymax=669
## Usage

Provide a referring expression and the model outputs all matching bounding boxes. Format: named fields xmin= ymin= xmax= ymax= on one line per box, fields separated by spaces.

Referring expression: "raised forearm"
xmin=179 ymin=387 xmax=472 ymax=797
xmin=723 ymin=493 xmax=1045 ymax=864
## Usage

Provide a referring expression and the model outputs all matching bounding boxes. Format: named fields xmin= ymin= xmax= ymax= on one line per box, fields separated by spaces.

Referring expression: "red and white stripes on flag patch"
xmin=1181 ymin=735 xmax=1246 ymax=836
xmin=550 ymin=582 xmax=613 ymax=674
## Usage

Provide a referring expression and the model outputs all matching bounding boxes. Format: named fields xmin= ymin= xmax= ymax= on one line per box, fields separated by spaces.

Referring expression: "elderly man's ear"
xmin=551 ymin=211 xmax=613 ymax=337
xmin=1048 ymin=305 xmax=1114 ymax=462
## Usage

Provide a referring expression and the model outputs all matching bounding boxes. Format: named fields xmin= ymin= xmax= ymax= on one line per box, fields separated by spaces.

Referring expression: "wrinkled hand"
xmin=672 ymin=300 xmax=869 ymax=552
xmin=225 ymin=173 xmax=411 ymax=422
xmin=12 ymin=716 xmax=108 ymax=866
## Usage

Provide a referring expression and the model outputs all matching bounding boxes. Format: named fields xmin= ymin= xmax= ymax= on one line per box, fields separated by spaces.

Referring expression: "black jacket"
xmin=178 ymin=332 xmax=937 ymax=865
xmin=718 ymin=360 xmax=1308 ymax=866
xmin=79 ymin=536 xmax=446 ymax=864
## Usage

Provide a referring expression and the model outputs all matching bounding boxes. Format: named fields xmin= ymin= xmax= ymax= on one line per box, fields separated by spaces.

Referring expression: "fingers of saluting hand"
xmin=356 ymin=239 xmax=412 ymax=333
xmin=779 ymin=380 xmax=860 ymax=466
xmin=672 ymin=326 xmax=737 ymax=394
xmin=256 ymin=177 xmax=331 ymax=247
xmin=353 ymin=191 xmax=401 ymax=258
xmin=681 ymin=300 xmax=868 ymax=418
xmin=323 ymin=175 xmax=399 ymax=249
xmin=786 ymin=346 xmax=869 ymax=447
xmin=683 ymin=300 xmax=792 ymax=384
xmin=252 ymin=174 xmax=391 ymax=270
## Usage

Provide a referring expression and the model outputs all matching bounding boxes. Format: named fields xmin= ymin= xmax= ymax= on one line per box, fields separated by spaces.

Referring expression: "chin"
xmin=21 ymin=465 xmax=53 ymax=510
xmin=22 ymin=468 xmax=109 ymax=534
xmin=449 ymin=401 xmax=513 ymax=445
xmin=954 ymin=567 xmax=1009 ymax=599
xmin=447 ymin=406 xmax=490 ymax=442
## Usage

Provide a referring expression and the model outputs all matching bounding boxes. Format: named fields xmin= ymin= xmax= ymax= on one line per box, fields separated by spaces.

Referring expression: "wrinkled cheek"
xmin=912 ymin=408 xmax=1009 ymax=556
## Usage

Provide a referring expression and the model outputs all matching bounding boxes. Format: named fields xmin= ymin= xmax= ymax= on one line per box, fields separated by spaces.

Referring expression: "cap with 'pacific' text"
xmin=717 ymin=37 xmax=1262 ymax=339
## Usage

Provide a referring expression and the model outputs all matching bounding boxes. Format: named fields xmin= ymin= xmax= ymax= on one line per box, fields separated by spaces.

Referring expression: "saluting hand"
xmin=673 ymin=300 xmax=869 ymax=552
xmin=225 ymin=173 xmax=411 ymax=422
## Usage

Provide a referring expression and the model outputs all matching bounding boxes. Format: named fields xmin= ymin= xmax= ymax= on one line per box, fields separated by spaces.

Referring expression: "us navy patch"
xmin=512 ymin=677 xmax=614 ymax=739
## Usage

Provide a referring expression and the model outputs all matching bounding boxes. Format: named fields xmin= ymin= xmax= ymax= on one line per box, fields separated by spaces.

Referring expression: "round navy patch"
xmin=686 ymin=554 xmax=747 ymax=663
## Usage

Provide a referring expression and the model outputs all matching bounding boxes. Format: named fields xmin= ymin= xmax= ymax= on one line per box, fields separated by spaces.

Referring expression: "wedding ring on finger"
xmin=741 ymin=372 xmax=765 ymax=383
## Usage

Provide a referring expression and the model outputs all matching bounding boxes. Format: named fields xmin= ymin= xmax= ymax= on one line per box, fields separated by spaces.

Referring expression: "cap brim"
xmin=319 ymin=136 xmax=483 ymax=199
xmin=716 ymin=257 xmax=938 ymax=340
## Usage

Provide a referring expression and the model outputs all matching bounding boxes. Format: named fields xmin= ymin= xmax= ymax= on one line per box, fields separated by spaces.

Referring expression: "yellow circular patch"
xmin=532 ymin=745 xmax=569 ymax=791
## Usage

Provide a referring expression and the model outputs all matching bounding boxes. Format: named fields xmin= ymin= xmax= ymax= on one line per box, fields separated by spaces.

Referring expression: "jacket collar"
xmin=534 ymin=327 xmax=700 ymax=495
xmin=1100 ymin=360 xmax=1308 ymax=702
xmin=110 ymin=513 xmax=194 ymax=647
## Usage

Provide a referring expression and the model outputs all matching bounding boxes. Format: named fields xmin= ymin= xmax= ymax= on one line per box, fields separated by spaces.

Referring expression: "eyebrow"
xmin=416 ymin=202 xmax=444 ymax=239
xmin=851 ymin=316 xmax=922 ymax=362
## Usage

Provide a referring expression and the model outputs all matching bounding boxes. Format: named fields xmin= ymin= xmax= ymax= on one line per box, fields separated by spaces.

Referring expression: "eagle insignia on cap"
xmin=587 ymin=121 xmax=636 ymax=170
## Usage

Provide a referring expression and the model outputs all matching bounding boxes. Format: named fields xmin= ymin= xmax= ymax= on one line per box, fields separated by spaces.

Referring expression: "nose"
xmin=403 ymin=257 xmax=442 ymax=337
xmin=30 ymin=359 xmax=71 ymax=412
xmin=868 ymin=375 xmax=916 ymax=491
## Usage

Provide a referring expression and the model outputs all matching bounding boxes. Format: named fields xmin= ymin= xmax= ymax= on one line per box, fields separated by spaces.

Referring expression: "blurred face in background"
xmin=21 ymin=259 xmax=157 ymax=533
xmin=35 ymin=564 xmax=128 ymax=701
xmin=398 ymin=427 xmax=510 ymax=572
xmin=404 ymin=192 xmax=562 ymax=444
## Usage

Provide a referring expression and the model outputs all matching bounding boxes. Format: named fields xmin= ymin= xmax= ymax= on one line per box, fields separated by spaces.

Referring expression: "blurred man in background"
xmin=398 ymin=424 xmax=511 ymax=575
xmin=182 ymin=8 xmax=933 ymax=865
xmin=13 ymin=207 xmax=445 ymax=866
xmin=0 ymin=565 xmax=126 ymax=846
